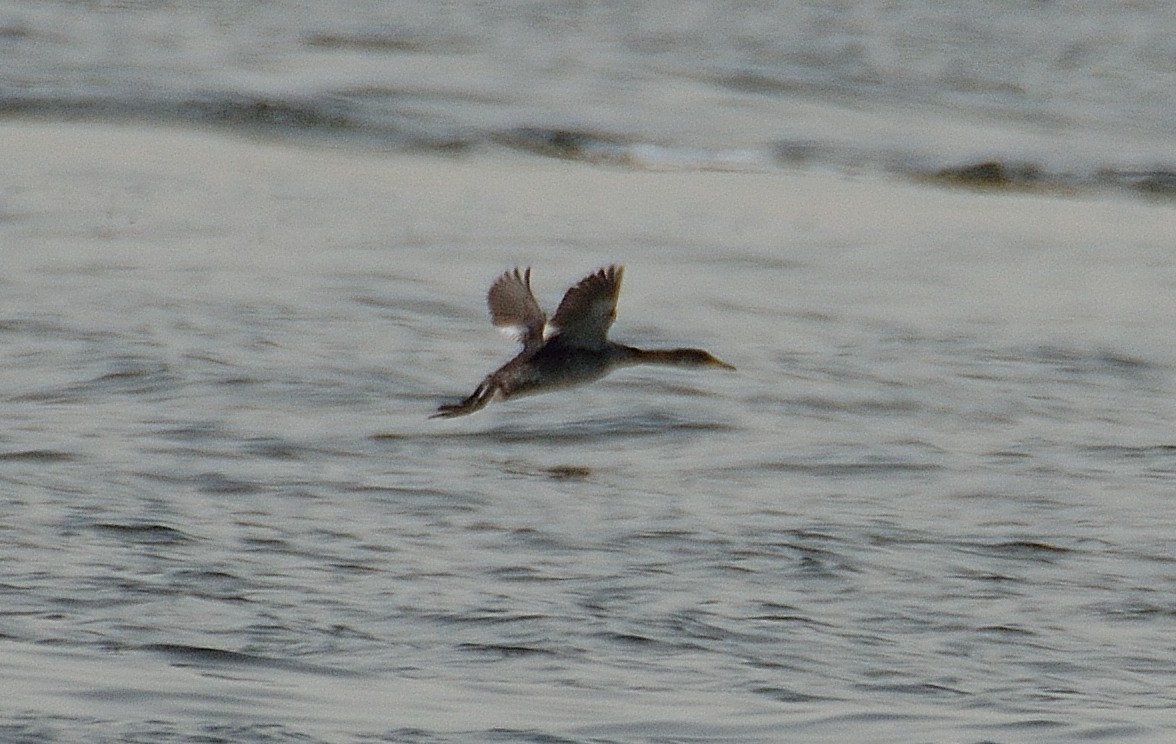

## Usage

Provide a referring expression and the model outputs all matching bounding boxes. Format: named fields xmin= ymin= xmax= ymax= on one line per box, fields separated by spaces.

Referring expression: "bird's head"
xmin=669 ymin=348 xmax=736 ymax=370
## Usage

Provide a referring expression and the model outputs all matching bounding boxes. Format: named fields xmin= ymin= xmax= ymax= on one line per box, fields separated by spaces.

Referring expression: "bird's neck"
xmin=618 ymin=346 xmax=695 ymax=367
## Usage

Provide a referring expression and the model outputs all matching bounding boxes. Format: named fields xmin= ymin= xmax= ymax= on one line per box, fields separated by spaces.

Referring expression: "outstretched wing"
xmin=487 ymin=267 xmax=546 ymax=350
xmin=549 ymin=265 xmax=623 ymax=349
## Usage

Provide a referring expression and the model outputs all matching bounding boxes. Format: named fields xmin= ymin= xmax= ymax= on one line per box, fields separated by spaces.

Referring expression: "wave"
xmin=4 ymin=92 xmax=1175 ymax=199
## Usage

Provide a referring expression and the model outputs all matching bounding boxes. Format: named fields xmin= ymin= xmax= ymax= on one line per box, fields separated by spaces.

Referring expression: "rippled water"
xmin=3 ymin=122 xmax=1175 ymax=742
xmin=3 ymin=2 xmax=1176 ymax=741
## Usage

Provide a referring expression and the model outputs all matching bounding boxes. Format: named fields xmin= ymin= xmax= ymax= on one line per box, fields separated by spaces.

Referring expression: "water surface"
xmin=3 ymin=1 xmax=1176 ymax=740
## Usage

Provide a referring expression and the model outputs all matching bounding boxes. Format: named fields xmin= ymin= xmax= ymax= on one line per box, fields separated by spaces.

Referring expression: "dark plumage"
xmin=431 ymin=265 xmax=734 ymax=418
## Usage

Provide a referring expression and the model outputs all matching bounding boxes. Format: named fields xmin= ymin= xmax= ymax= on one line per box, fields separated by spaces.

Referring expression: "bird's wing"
xmin=549 ymin=265 xmax=623 ymax=349
xmin=487 ymin=267 xmax=546 ymax=350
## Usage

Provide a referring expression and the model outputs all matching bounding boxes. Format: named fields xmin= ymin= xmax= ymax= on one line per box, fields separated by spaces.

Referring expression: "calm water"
xmin=3 ymin=3 xmax=1176 ymax=743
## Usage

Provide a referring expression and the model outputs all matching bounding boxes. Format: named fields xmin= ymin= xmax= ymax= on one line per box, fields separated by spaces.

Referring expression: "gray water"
xmin=3 ymin=3 xmax=1176 ymax=743
xmin=3 ymin=0 xmax=1176 ymax=194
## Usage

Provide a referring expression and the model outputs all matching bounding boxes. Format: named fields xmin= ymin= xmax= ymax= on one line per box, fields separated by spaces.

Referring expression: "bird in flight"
xmin=431 ymin=265 xmax=734 ymax=418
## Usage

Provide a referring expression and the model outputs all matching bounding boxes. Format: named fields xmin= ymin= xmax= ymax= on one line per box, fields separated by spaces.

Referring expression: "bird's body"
xmin=431 ymin=265 xmax=733 ymax=418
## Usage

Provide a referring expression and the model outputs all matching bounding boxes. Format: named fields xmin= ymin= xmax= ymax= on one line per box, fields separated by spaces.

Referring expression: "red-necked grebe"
xmin=431 ymin=265 xmax=734 ymax=418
